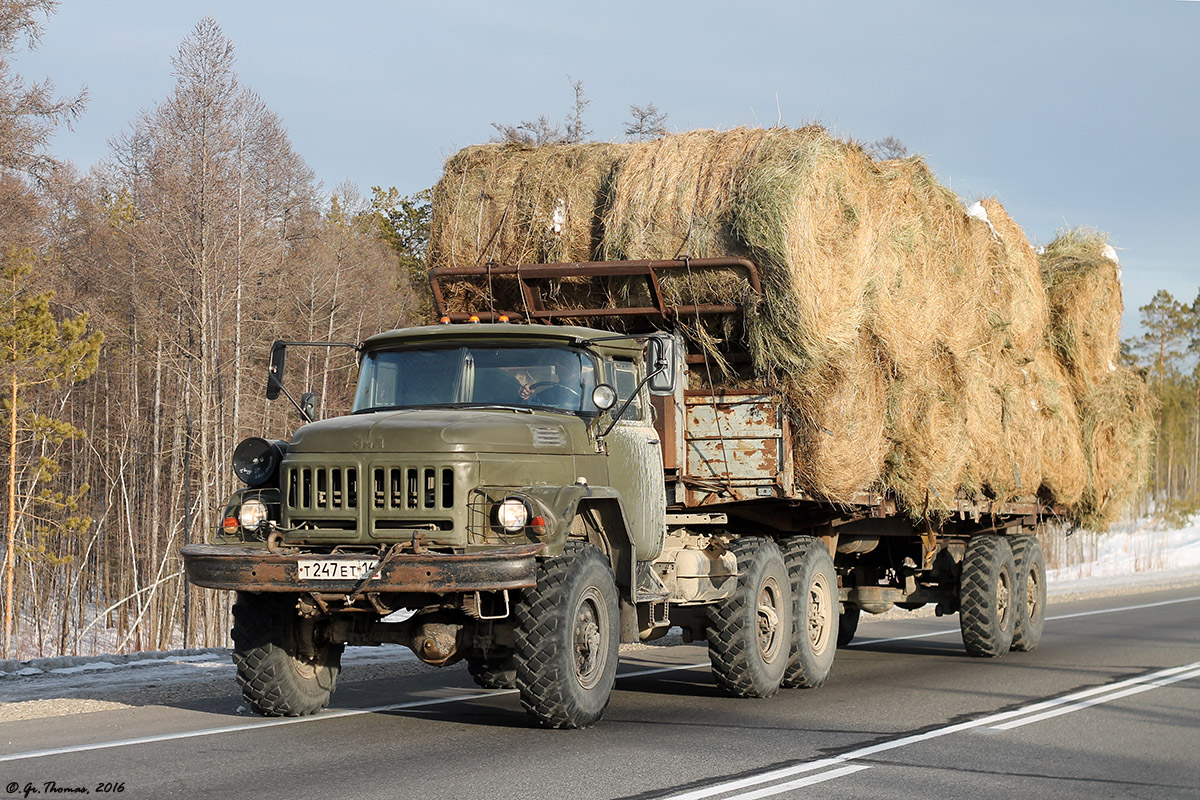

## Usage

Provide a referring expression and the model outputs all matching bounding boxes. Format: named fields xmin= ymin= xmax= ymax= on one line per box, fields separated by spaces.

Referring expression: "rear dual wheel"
xmin=1010 ymin=534 xmax=1046 ymax=652
xmin=467 ymin=655 xmax=517 ymax=689
xmin=781 ymin=536 xmax=837 ymax=689
xmin=837 ymin=605 xmax=861 ymax=648
xmin=708 ymin=537 xmax=794 ymax=698
xmin=959 ymin=535 xmax=1016 ymax=657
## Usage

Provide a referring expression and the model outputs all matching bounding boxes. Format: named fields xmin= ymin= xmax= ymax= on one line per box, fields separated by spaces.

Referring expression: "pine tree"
xmin=1 ymin=248 xmax=101 ymax=657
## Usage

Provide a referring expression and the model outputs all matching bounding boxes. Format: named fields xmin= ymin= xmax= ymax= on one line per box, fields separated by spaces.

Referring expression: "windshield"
xmin=353 ymin=345 xmax=598 ymax=414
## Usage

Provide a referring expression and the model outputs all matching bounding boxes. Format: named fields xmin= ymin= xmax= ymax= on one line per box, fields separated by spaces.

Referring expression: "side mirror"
xmin=266 ymin=340 xmax=287 ymax=400
xmin=299 ymin=392 xmax=320 ymax=421
xmin=646 ymin=334 xmax=677 ymax=396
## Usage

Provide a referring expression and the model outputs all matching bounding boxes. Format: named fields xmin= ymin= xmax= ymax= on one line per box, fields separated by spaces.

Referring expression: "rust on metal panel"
xmin=651 ymin=394 xmax=678 ymax=471
xmin=687 ymin=439 xmax=780 ymax=480
xmin=682 ymin=392 xmax=785 ymax=506
xmin=181 ymin=543 xmax=542 ymax=593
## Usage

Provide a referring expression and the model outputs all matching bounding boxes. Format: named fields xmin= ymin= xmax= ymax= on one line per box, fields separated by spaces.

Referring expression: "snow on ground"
xmin=1046 ymin=515 xmax=1200 ymax=598
xmin=1 ymin=517 xmax=1197 ymax=718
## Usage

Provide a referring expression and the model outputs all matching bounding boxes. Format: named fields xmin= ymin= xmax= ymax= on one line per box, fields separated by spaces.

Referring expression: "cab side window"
xmin=610 ymin=359 xmax=641 ymax=420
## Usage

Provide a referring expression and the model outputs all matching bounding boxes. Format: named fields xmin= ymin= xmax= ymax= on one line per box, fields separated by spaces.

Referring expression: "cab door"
xmin=603 ymin=357 xmax=666 ymax=561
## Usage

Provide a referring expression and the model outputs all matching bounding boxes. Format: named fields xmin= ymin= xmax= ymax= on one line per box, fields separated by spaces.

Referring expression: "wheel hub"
xmin=997 ymin=571 xmax=1011 ymax=624
xmin=574 ymin=587 xmax=606 ymax=689
xmin=756 ymin=578 xmax=784 ymax=662
xmin=807 ymin=575 xmax=832 ymax=655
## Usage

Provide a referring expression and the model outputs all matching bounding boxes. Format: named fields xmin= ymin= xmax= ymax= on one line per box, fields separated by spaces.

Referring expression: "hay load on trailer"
xmin=1039 ymin=230 xmax=1153 ymax=528
xmin=429 ymin=126 xmax=1151 ymax=527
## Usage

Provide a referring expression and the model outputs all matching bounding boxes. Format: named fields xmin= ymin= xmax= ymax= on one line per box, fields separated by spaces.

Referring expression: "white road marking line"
xmin=848 ymin=594 xmax=1200 ymax=647
xmin=991 ymin=664 xmax=1200 ymax=731
xmin=659 ymin=660 xmax=1200 ymax=800
xmin=730 ymin=765 xmax=871 ymax=800
xmin=1042 ymin=594 xmax=1200 ymax=621
xmin=620 ymin=662 xmax=710 ymax=680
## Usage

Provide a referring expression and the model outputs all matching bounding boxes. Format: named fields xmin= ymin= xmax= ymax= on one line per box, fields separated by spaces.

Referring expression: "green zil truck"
xmin=182 ymin=258 xmax=1047 ymax=728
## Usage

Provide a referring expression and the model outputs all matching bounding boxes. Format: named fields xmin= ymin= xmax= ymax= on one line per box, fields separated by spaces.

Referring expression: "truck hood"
xmin=287 ymin=408 xmax=587 ymax=455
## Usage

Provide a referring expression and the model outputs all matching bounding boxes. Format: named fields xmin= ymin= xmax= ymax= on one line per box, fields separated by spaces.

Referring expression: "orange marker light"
xmin=529 ymin=516 xmax=547 ymax=536
xmin=439 ymin=316 xmax=451 ymax=324
xmin=468 ymin=315 xmax=480 ymax=323
xmin=222 ymin=516 xmax=239 ymax=535
xmin=499 ymin=315 xmax=510 ymax=323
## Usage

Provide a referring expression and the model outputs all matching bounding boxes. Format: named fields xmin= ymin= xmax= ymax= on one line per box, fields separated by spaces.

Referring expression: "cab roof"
xmin=361 ymin=322 xmax=647 ymax=358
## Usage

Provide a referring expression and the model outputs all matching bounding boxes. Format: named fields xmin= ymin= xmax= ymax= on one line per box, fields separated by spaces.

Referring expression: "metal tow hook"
xmin=344 ymin=543 xmax=404 ymax=604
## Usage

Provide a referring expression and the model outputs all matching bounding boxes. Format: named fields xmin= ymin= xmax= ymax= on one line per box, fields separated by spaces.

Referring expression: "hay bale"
xmin=869 ymin=159 xmax=992 ymax=372
xmin=1040 ymin=228 xmax=1123 ymax=396
xmin=883 ymin=343 xmax=971 ymax=515
xmin=791 ymin=331 xmax=890 ymax=501
xmin=430 ymin=142 xmax=628 ymax=269
xmin=977 ymin=199 xmax=1049 ymax=359
xmin=1078 ymin=367 xmax=1155 ymax=529
xmin=602 ymin=128 xmax=763 ymax=262
xmin=601 ymin=127 xmax=879 ymax=378
xmin=958 ymin=353 xmax=1043 ymax=506
xmin=960 ymin=352 xmax=1007 ymax=501
xmin=1030 ymin=350 xmax=1087 ymax=507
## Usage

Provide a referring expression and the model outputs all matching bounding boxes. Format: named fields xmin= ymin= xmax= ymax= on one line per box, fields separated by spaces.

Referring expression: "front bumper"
xmin=181 ymin=542 xmax=542 ymax=593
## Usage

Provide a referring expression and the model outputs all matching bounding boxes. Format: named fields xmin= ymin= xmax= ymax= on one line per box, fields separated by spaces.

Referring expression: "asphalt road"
xmin=1 ymin=584 xmax=1198 ymax=800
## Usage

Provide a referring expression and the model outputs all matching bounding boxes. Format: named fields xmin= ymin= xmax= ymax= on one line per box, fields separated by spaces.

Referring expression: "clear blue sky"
xmin=16 ymin=1 xmax=1199 ymax=337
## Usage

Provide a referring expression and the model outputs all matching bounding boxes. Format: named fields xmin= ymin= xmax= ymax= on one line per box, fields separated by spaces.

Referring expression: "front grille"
xmin=372 ymin=466 xmax=455 ymax=510
xmin=283 ymin=458 xmax=467 ymax=540
xmin=286 ymin=465 xmax=358 ymax=511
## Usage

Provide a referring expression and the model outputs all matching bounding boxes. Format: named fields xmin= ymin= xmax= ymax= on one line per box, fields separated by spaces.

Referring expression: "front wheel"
xmin=707 ymin=537 xmax=793 ymax=698
xmin=514 ymin=542 xmax=620 ymax=729
xmin=959 ymin=535 xmax=1016 ymax=658
xmin=231 ymin=592 xmax=342 ymax=717
xmin=781 ymin=536 xmax=837 ymax=689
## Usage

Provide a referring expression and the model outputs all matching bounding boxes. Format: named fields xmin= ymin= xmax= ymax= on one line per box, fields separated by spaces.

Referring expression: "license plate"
xmin=297 ymin=557 xmax=379 ymax=581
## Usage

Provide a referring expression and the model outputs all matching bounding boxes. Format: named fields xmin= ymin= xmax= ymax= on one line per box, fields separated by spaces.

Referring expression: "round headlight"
xmin=496 ymin=498 xmax=529 ymax=532
xmin=592 ymin=384 xmax=617 ymax=411
xmin=238 ymin=498 xmax=269 ymax=530
xmin=232 ymin=437 xmax=286 ymax=487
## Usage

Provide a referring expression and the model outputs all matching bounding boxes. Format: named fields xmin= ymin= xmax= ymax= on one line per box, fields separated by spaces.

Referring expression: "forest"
xmin=1 ymin=4 xmax=1197 ymax=660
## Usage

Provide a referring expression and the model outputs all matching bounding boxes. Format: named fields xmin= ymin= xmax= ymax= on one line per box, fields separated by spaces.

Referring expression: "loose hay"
xmin=791 ymin=331 xmax=890 ymax=501
xmin=1031 ymin=349 xmax=1087 ymax=508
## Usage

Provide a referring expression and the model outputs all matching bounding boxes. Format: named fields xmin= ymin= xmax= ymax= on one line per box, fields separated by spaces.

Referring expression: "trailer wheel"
xmin=514 ymin=542 xmax=620 ymax=729
xmin=959 ymin=535 xmax=1016 ymax=658
xmin=781 ymin=537 xmax=837 ymax=689
xmin=467 ymin=655 xmax=517 ymax=689
xmin=837 ymin=605 xmax=861 ymax=648
xmin=708 ymin=537 xmax=793 ymax=698
xmin=232 ymin=592 xmax=342 ymax=717
xmin=1010 ymin=534 xmax=1046 ymax=652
